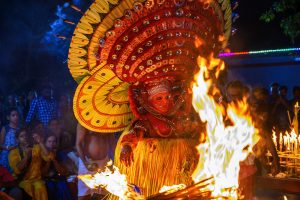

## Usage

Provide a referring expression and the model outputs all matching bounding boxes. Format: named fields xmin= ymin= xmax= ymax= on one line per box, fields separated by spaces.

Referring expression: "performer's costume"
xmin=68 ymin=0 xmax=232 ymax=197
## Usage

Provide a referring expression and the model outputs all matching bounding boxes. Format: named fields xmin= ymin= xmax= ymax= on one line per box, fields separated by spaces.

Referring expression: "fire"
xmin=78 ymin=160 xmax=144 ymax=200
xmin=272 ymin=128 xmax=300 ymax=153
xmin=159 ymin=184 xmax=186 ymax=194
xmin=191 ymin=56 xmax=260 ymax=198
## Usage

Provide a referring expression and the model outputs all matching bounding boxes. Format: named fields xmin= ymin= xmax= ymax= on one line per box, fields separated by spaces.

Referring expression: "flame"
xmin=159 ymin=184 xmax=186 ymax=194
xmin=273 ymin=128 xmax=300 ymax=153
xmin=78 ymin=160 xmax=144 ymax=200
xmin=191 ymin=56 xmax=260 ymax=198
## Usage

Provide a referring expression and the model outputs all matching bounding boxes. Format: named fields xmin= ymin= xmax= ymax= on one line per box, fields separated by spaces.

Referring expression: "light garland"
xmin=219 ymin=47 xmax=300 ymax=57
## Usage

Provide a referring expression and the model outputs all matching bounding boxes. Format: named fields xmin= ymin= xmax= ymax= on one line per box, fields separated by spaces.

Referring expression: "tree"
xmin=260 ymin=0 xmax=300 ymax=43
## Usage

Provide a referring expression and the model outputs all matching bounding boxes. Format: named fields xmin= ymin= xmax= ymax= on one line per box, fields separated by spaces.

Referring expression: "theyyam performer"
xmin=68 ymin=0 xmax=232 ymax=197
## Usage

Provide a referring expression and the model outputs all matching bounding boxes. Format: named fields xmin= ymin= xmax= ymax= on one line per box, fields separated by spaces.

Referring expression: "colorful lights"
xmin=219 ymin=47 xmax=300 ymax=57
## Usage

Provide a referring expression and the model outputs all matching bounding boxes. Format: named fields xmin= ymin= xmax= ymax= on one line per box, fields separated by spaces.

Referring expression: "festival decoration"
xmin=219 ymin=47 xmax=300 ymax=57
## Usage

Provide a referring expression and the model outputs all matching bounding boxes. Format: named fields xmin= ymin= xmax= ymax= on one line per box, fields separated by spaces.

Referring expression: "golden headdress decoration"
xmin=69 ymin=0 xmax=232 ymax=133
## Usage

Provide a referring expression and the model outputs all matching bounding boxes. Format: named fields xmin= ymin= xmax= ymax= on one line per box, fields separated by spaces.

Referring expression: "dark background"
xmin=0 ymin=0 xmax=298 ymax=94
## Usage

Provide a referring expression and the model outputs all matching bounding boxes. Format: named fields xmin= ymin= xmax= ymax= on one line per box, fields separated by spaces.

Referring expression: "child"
xmin=0 ymin=108 xmax=20 ymax=171
xmin=42 ymin=134 xmax=74 ymax=200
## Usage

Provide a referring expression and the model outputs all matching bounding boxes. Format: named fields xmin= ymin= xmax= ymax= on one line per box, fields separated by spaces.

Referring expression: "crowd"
xmin=0 ymin=85 xmax=79 ymax=200
xmin=224 ymin=81 xmax=300 ymax=135
xmin=0 ymin=81 xmax=299 ymax=200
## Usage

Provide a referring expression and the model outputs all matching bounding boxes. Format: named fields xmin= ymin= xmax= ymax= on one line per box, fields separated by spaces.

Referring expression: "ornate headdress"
xmin=69 ymin=0 xmax=233 ymax=133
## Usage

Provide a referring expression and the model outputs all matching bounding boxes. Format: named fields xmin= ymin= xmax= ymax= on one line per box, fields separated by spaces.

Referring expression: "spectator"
xmin=290 ymin=86 xmax=300 ymax=134
xmin=0 ymin=108 xmax=20 ymax=171
xmin=5 ymin=94 xmax=16 ymax=111
xmin=42 ymin=134 xmax=74 ymax=200
xmin=28 ymin=120 xmax=45 ymax=139
xmin=0 ymin=165 xmax=31 ymax=200
xmin=25 ymin=90 xmax=37 ymax=115
xmin=25 ymin=85 xmax=57 ymax=127
xmin=15 ymin=95 xmax=26 ymax=123
xmin=225 ymin=80 xmax=247 ymax=103
xmin=58 ymin=94 xmax=77 ymax=135
xmin=47 ymin=118 xmax=73 ymax=152
xmin=271 ymin=85 xmax=291 ymax=133
xmin=290 ymin=86 xmax=300 ymax=105
xmin=269 ymin=82 xmax=279 ymax=104
xmin=9 ymin=128 xmax=49 ymax=200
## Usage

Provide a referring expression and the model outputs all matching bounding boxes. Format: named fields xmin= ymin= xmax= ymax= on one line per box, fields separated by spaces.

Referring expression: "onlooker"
xmin=269 ymin=82 xmax=279 ymax=104
xmin=290 ymin=86 xmax=300 ymax=134
xmin=47 ymin=118 xmax=73 ymax=152
xmin=42 ymin=134 xmax=74 ymax=200
xmin=15 ymin=95 xmax=26 ymax=123
xmin=9 ymin=128 xmax=49 ymax=200
xmin=0 ymin=108 xmax=20 ymax=171
xmin=0 ymin=165 xmax=31 ymax=200
xmin=271 ymin=85 xmax=291 ymax=133
xmin=290 ymin=86 xmax=300 ymax=106
xmin=225 ymin=80 xmax=247 ymax=103
xmin=25 ymin=90 xmax=37 ymax=115
xmin=5 ymin=94 xmax=16 ymax=111
xmin=47 ymin=119 xmax=77 ymax=177
xmin=25 ymin=85 xmax=57 ymax=127
xmin=58 ymin=94 xmax=77 ymax=136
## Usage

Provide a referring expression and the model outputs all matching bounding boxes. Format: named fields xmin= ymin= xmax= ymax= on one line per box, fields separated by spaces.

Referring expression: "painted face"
xmin=45 ymin=135 xmax=57 ymax=150
xmin=149 ymin=91 xmax=171 ymax=114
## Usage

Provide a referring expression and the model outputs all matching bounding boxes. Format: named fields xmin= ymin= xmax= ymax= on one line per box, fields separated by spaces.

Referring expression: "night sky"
xmin=0 ymin=0 xmax=298 ymax=94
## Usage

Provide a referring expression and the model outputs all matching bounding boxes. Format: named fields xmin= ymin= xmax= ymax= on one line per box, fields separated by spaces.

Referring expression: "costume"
xmin=68 ymin=0 xmax=232 ymax=197
xmin=9 ymin=144 xmax=49 ymax=200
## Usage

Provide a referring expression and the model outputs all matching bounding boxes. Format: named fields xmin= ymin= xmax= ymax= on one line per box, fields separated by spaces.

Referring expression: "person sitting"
xmin=0 ymin=108 xmax=20 ymax=171
xmin=8 ymin=128 xmax=49 ymax=200
xmin=47 ymin=118 xmax=73 ymax=152
xmin=0 ymin=164 xmax=31 ymax=200
xmin=42 ymin=134 xmax=74 ymax=200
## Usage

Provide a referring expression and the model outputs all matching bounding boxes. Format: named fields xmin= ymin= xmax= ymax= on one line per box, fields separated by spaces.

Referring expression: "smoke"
xmin=42 ymin=0 xmax=90 ymax=59
xmin=0 ymin=0 xmax=90 ymax=93
xmin=42 ymin=2 xmax=71 ymax=57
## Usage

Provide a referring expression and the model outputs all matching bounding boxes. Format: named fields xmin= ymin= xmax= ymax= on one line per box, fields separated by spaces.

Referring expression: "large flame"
xmin=191 ymin=56 xmax=260 ymax=198
xmin=78 ymin=160 xmax=144 ymax=200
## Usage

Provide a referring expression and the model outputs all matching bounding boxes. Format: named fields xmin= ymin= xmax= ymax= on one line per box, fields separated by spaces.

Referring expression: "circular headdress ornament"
xmin=73 ymin=65 xmax=133 ymax=133
xmin=69 ymin=0 xmax=232 ymax=133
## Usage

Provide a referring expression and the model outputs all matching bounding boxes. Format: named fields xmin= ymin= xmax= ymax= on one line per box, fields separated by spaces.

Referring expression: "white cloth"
xmin=77 ymin=156 xmax=109 ymax=197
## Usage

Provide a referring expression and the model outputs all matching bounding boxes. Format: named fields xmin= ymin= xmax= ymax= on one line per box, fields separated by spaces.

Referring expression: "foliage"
xmin=260 ymin=0 xmax=300 ymax=43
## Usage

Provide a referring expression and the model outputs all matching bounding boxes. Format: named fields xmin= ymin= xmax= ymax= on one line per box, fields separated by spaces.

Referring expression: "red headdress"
xmin=69 ymin=0 xmax=232 ymax=133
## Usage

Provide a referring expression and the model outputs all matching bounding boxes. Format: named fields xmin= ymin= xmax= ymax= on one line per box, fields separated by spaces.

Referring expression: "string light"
xmin=219 ymin=47 xmax=300 ymax=57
